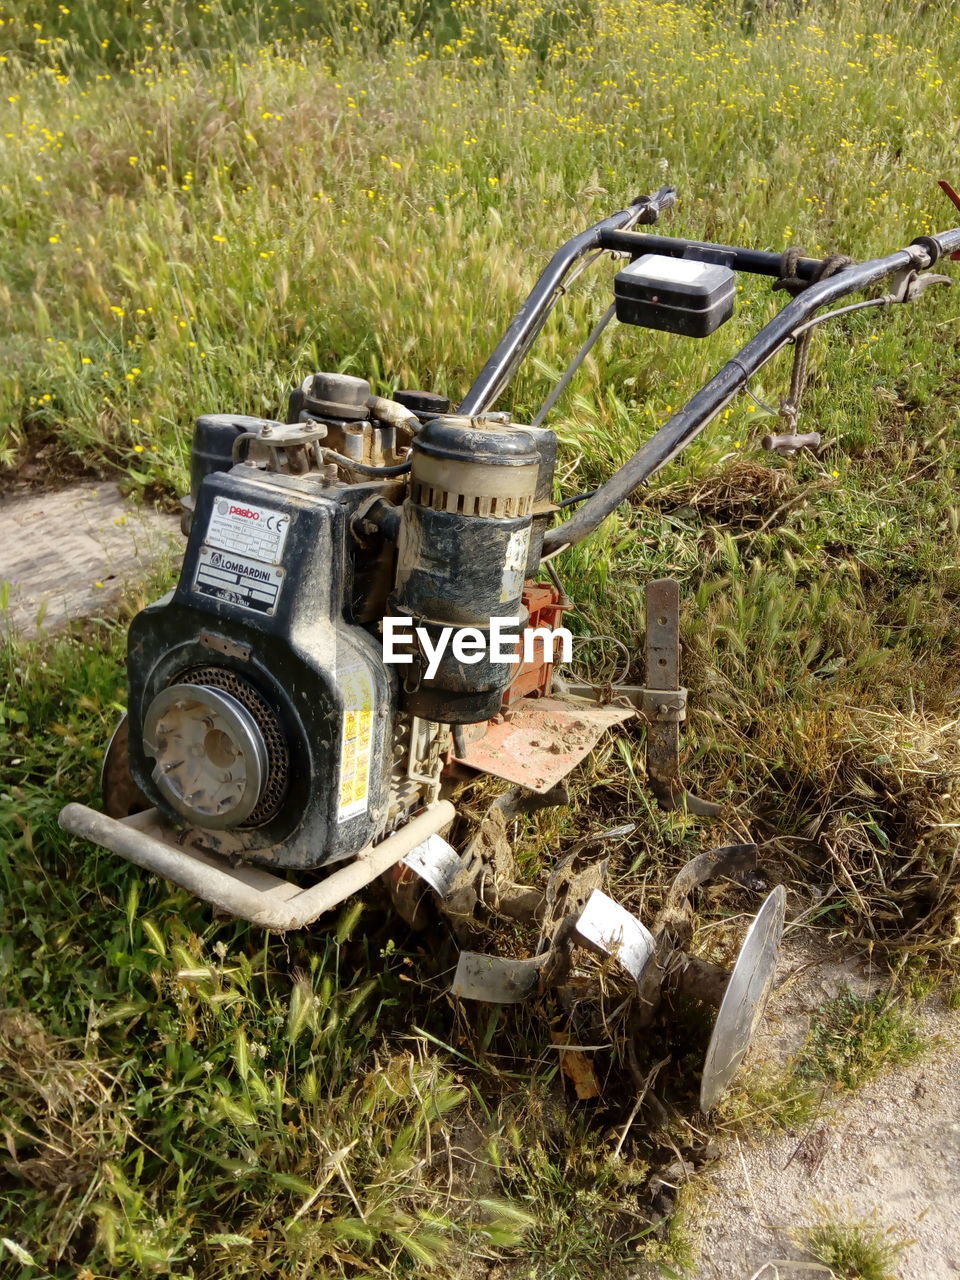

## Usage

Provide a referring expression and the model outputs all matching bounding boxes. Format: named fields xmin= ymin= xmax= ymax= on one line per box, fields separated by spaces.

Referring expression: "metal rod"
xmin=542 ymin=228 xmax=960 ymax=556
xmin=531 ymin=303 xmax=616 ymax=428
xmin=598 ymin=229 xmax=825 ymax=278
xmin=788 ymin=294 xmax=891 ymax=336
xmin=459 ymin=187 xmax=675 ymax=416
xmin=59 ymin=800 xmax=456 ymax=931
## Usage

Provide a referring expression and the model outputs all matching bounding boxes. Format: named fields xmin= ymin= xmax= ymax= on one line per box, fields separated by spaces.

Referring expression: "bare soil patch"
xmin=693 ymin=936 xmax=960 ymax=1279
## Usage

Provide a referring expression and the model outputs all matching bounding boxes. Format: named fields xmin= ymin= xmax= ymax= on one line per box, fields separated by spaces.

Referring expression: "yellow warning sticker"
xmin=337 ymin=666 xmax=375 ymax=822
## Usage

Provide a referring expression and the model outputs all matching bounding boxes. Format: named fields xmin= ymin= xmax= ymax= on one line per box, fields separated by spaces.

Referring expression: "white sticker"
xmin=204 ymin=498 xmax=291 ymax=564
xmin=337 ymin=666 xmax=375 ymax=822
xmin=574 ymin=889 xmax=656 ymax=982
xmin=500 ymin=526 xmax=531 ymax=602
xmin=193 ymin=547 xmax=284 ymax=614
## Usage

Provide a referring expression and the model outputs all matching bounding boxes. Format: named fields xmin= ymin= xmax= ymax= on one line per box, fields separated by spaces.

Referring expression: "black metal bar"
xmin=599 ymin=229 xmax=824 ymax=279
xmin=459 ymin=187 xmax=676 ymax=416
xmin=542 ymin=227 xmax=960 ymax=555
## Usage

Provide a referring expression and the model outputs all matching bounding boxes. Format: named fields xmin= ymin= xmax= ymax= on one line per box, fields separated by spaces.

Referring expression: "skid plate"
xmin=453 ymin=696 xmax=633 ymax=792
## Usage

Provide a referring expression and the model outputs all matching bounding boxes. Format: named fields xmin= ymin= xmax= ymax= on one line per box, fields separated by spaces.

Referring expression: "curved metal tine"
xmin=451 ymin=824 xmax=639 ymax=1003
xmin=401 ymin=833 xmax=463 ymax=899
xmin=451 ymin=884 xmax=656 ymax=1004
xmin=651 ymin=784 xmax=724 ymax=818
xmin=663 ymin=843 xmax=759 ymax=909
xmin=654 ymin=842 xmax=759 ymax=952
xmin=533 ymin=820 xmax=637 ymax=951
xmin=573 ymin=888 xmax=656 ymax=983
xmin=451 ymin=949 xmax=550 ymax=1004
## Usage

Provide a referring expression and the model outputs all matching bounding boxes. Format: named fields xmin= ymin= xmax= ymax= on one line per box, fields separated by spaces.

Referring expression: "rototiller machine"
xmin=61 ymin=186 xmax=960 ymax=1110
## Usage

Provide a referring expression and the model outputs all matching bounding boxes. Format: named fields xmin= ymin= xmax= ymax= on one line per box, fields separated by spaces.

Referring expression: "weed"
xmin=717 ymin=1061 xmax=820 ymax=1134
xmin=805 ymin=1213 xmax=908 ymax=1280
xmin=483 ymin=1085 xmax=694 ymax=1280
xmin=796 ymin=986 xmax=925 ymax=1092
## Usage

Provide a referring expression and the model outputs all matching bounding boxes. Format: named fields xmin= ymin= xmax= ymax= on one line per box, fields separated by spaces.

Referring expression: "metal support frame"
xmin=540 ymin=231 xmax=960 ymax=555
xmin=59 ymin=800 xmax=456 ymax=931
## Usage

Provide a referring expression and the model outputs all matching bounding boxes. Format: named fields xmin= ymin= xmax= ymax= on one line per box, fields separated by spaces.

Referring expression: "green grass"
xmin=721 ymin=983 xmax=927 ymax=1131
xmin=0 ymin=606 xmax=683 ymax=1277
xmin=4 ymin=0 xmax=960 ymax=1275
xmin=805 ymin=1214 xmax=908 ymax=1280
xmin=797 ymin=985 xmax=926 ymax=1093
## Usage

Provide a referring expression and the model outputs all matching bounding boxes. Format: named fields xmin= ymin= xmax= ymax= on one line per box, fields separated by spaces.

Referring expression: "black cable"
xmin=555 ymin=488 xmax=598 ymax=509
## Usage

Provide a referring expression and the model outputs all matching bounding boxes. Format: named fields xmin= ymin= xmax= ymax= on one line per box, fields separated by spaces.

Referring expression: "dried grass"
xmin=648 ymin=458 xmax=795 ymax=528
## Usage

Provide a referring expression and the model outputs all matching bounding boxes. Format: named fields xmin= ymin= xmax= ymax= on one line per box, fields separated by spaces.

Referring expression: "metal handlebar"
xmin=541 ymin=228 xmax=960 ymax=555
xmin=458 ymin=186 xmax=676 ymax=416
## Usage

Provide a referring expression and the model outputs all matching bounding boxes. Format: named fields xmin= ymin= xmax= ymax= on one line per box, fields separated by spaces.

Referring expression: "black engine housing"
xmin=126 ymin=466 xmax=396 ymax=870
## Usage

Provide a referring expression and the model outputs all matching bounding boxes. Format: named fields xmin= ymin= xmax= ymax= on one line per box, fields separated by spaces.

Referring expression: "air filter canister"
xmin=390 ymin=415 xmax=540 ymax=723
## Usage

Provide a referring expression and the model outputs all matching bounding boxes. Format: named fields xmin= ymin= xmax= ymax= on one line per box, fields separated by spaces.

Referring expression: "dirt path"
xmin=0 ymin=481 xmax=178 ymax=633
xmin=692 ymin=937 xmax=960 ymax=1278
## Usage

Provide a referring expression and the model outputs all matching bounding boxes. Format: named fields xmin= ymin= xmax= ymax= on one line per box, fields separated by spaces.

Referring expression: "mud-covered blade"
xmin=451 ymin=950 xmax=547 ymax=1003
xmin=574 ymin=888 xmax=656 ymax=981
xmin=401 ymin=833 xmax=463 ymax=898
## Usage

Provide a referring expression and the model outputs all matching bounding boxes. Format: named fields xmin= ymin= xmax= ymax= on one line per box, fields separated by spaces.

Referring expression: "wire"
xmin=320 ymin=448 xmax=412 ymax=477
xmin=543 ymin=557 xmax=569 ymax=602
xmin=742 ymin=385 xmax=779 ymax=418
xmin=562 ymin=634 xmax=633 ymax=687
xmin=556 ymin=488 xmax=598 ymax=509
xmin=539 ymin=540 xmax=571 ymax=564
xmin=788 ymin=295 xmax=891 ymax=337
xmin=531 ymin=304 xmax=617 ymax=429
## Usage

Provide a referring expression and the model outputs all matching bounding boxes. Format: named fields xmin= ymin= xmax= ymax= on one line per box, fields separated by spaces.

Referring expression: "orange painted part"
xmin=938 ymin=180 xmax=960 ymax=259
xmin=500 ymin=581 xmax=570 ymax=708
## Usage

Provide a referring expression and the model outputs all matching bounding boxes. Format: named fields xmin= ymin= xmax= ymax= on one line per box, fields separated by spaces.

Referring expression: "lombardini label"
xmin=212 ymin=555 xmax=274 ymax=581
xmin=193 ymin=547 xmax=284 ymax=614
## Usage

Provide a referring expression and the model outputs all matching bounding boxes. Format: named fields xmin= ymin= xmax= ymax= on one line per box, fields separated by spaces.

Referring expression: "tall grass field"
xmin=2 ymin=1 xmax=960 ymax=1276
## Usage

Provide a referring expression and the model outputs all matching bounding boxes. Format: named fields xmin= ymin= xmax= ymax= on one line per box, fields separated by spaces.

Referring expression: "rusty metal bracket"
xmin=639 ymin=686 xmax=688 ymax=724
xmin=644 ymin=578 xmax=722 ymax=817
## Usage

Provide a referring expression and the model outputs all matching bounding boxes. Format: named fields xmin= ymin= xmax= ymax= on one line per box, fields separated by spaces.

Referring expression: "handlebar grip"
xmin=632 ymin=185 xmax=677 ymax=225
xmin=914 ymin=226 xmax=960 ymax=262
xmin=762 ymin=431 xmax=821 ymax=455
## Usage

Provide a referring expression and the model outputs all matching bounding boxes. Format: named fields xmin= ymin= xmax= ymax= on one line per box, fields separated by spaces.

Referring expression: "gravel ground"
xmin=693 ymin=936 xmax=960 ymax=1279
